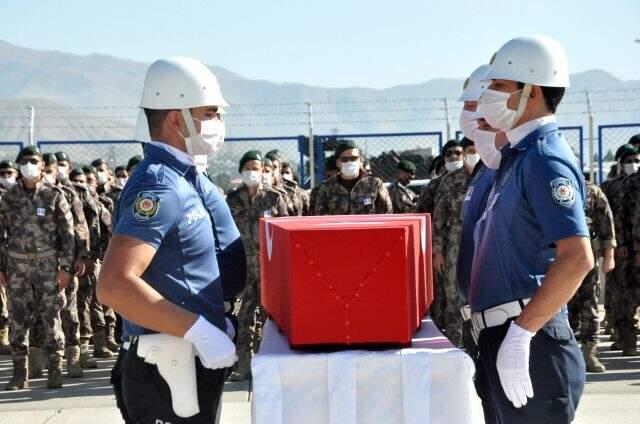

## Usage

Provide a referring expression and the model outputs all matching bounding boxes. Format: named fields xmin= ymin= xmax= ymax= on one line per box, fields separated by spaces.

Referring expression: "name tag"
xmin=363 ymin=197 xmax=372 ymax=206
xmin=464 ymin=186 xmax=474 ymax=202
xmin=36 ymin=208 xmax=46 ymax=217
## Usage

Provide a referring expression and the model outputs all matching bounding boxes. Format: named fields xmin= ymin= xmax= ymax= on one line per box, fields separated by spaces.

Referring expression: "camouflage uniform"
xmin=312 ymin=173 xmax=392 ymax=215
xmin=431 ymin=167 xmax=471 ymax=347
xmin=388 ymin=180 xmax=417 ymax=213
xmin=282 ymin=178 xmax=310 ymax=216
xmin=226 ymin=184 xmax=288 ymax=377
xmin=568 ymin=181 xmax=615 ymax=343
xmin=416 ymin=175 xmax=445 ymax=214
xmin=618 ymin=172 xmax=640 ymax=354
xmin=0 ymin=179 xmax=74 ymax=388
xmin=601 ymin=175 xmax=627 ymax=331
xmin=0 ymin=186 xmax=9 ymax=352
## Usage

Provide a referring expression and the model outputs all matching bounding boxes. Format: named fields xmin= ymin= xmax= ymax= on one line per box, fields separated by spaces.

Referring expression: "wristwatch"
xmin=59 ymin=265 xmax=72 ymax=274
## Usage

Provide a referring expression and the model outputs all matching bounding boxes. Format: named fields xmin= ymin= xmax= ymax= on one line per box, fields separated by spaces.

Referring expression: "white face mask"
xmin=179 ymin=109 xmax=226 ymax=157
xmin=262 ymin=172 xmax=273 ymax=187
xmin=477 ymin=87 xmax=530 ymax=132
xmin=445 ymin=160 xmax=464 ymax=172
xmin=475 ymin=130 xmax=502 ymax=169
xmin=340 ymin=161 xmax=361 ymax=178
xmin=464 ymin=154 xmax=480 ymax=169
xmin=57 ymin=164 xmax=68 ymax=182
xmin=624 ymin=163 xmax=639 ymax=176
xmin=44 ymin=173 xmax=57 ymax=185
xmin=97 ymin=171 xmax=109 ymax=185
xmin=0 ymin=176 xmax=16 ymax=188
xmin=117 ymin=177 xmax=128 ymax=187
xmin=459 ymin=110 xmax=479 ymax=141
xmin=20 ymin=163 xmax=41 ymax=180
xmin=282 ymin=172 xmax=294 ymax=182
xmin=242 ymin=170 xmax=261 ymax=187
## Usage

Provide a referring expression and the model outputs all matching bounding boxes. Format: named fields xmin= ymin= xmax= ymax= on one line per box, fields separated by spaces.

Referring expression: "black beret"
xmin=325 ymin=155 xmax=338 ymax=171
xmin=91 ymin=158 xmax=107 ymax=168
xmin=398 ymin=159 xmax=417 ymax=174
xmin=262 ymin=158 xmax=274 ymax=168
xmin=239 ymin=150 xmax=263 ymax=172
xmin=615 ymin=144 xmax=637 ymax=161
xmin=114 ymin=165 xmax=126 ymax=174
xmin=82 ymin=165 xmax=97 ymax=175
xmin=16 ymin=146 xmax=42 ymax=162
xmin=335 ymin=140 xmax=358 ymax=158
xmin=70 ymin=168 xmax=85 ymax=179
xmin=628 ymin=134 xmax=640 ymax=147
xmin=441 ymin=139 xmax=462 ymax=154
xmin=126 ymin=155 xmax=143 ymax=171
xmin=55 ymin=151 xmax=70 ymax=162
xmin=43 ymin=153 xmax=58 ymax=166
xmin=620 ymin=146 xmax=639 ymax=162
xmin=460 ymin=137 xmax=475 ymax=149
xmin=0 ymin=160 xmax=18 ymax=171
xmin=265 ymin=150 xmax=283 ymax=162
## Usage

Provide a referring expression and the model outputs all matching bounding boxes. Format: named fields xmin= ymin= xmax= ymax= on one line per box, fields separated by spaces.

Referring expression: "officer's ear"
xmin=165 ymin=110 xmax=184 ymax=135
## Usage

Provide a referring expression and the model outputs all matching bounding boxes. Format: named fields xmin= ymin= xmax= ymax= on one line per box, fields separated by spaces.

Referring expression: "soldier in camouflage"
xmin=387 ymin=159 xmax=418 ymax=213
xmin=226 ymin=151 xmax=289 ymax=381
xmin=0 ymin=160 xmax=18 ymax=355
xmin=309 ymin=155 xmax=339 ymax=214
xmin=431 ymin=138 xmax=479 ymax=347
xmin=265 ymin=150 xmax=305 ymax=216
xmin=81 ymin=166 xmax=118 ymax=357
xmin=92 ymin=158 xmax=123 ymax=207
xmin=0 ymin=146 xmax=75 ymax=390
xmin=618 ymin=144 xmax=640 ymax=356
xmin=281 ymin=161 xmax=310 ymax=215
xmin=601 ymin=144 xmax=636 ymax=340
xmin=568 ymin=180 xmax=616 ymax=372
xmin=312 ymin=140 xmax=392 ymax=215
xmin=416 ymin=145 xmax=454 ymax=215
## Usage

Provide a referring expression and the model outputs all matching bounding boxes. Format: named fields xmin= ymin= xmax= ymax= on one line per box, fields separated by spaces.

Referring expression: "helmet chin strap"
xmin=511 ymin=84 xmax=532 ymax=129
xmin=181 ymin=108 xmax=200 ymax=156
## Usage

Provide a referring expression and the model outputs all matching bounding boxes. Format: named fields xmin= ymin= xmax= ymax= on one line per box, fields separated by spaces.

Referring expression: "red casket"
xmin=259 ymin=214 xmax=433 ymax=347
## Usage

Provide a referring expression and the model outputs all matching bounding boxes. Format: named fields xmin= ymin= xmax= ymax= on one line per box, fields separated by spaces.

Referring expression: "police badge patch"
xmin=133 ymin=192 xmax=160 ymax=221
xmin=550 ymin=177 xmax=576 ymax=207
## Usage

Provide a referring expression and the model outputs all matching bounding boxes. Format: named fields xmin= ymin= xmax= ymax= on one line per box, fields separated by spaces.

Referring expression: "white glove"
xmin=184 ymin=316 xmax=237 ymax=370
xmin=224 ymin=317 xmax=236 ymax=341
xmin=496 ymin=321 xmax=535 ymax=408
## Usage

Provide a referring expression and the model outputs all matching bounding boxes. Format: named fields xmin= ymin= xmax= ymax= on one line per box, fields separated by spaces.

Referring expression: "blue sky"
xmin=1 ymin=0 xmax=638 ymax=88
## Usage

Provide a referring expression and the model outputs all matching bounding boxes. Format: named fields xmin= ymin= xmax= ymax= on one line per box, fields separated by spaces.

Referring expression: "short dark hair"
xmin=517 ymin=83 xmax=565 ymax=113
xmin=143 ymin=108 xmax=175 ymax=138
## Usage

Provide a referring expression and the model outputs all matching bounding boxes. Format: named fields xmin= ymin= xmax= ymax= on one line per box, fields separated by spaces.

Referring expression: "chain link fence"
xmin=598 ymin=124 xmax=640 ymax=183
xmin=208 ymin=136 xmax=306 ymax=192
xmin=0 ymin=142 xmax=24 ymax=162
xmin=37 ymin=140 xmax=143 ymax=169
xmin=314 ymin=132 xmax=443 ymax=183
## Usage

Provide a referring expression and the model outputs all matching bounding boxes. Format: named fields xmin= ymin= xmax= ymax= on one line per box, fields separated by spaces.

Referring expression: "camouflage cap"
xmin=0 ymin=160 xmax=18 ymax=171
xmin=335 ymin=139 xmax=358 ymax=158
xmin=55 ymin=151 xmax=70 ymax=162
xmin=239 ymin=150 xmax=263 ymax=172
xmin=16 ymin=146 xmax=42 ymax=162
xmin=398 ymin=159 xmax=416 ymax=174
xmin=43 ymin=153 xmax=58 ymax=166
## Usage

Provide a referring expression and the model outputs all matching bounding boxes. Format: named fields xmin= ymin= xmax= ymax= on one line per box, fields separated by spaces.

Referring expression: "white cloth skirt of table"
xmin=251 ymin=317 xmax=483 ymax=424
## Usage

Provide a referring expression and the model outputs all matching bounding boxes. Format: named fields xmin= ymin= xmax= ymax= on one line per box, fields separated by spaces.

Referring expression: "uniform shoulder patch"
xmin=550 ymin=177 xmax=576 ymax=207
xmin=133 ymin=191 xmax=160 ymax=221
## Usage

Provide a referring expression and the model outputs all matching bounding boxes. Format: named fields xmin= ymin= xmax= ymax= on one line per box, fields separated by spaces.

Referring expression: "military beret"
xmin=615 ymin=144 xmax=637 ymax=161
xmin=335 ymin=140 xmax=358 ymax=158
xmin=0 ymin=160 xmax=18 ymax=171
xmin=628 ymin=134 xmax=640 ymax=147
xmin=114 ymin=165 xmax=126 ymax=174
xmin=265 ymin=150 xmax=283 ymax=162
xmin=398 ymin=159 xmax=416 ymax=174
xmin=55 ymin=151 xmax=70 ymax=162
xmin=82 ymin=165 xmax=97 ymax=175
xmin=16 ymin=146 xmax=42 ymax=162
xmin=460 ymin=137 xmax=475 ymax=149
xmin=126 ymin=155 xmax=143 ymax=171
xmin=239 ymin=150 xmax=263 ymax=172
xmin=441 ymin=139 xmax=461 ymax=154
xmin=620 ymin=146 xmax=639 ymax=162
xmin=262 ymin=158 xmax=274 ymax=168
xmin=69 ymin=168 xmax=85 ymax=179
xmin=43 ymin=153 xmax=58 ymax=166
xmin=325 ymin=155 xmax=338 ymax=171
xmin=91 ymin=158 xmax=107 ymax=168
xmin=428 ymin=155 xmax=444 ymax=175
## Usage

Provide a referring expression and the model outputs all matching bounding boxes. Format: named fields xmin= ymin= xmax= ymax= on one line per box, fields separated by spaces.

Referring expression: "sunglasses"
xmin=339 ymin=156 xmax=360 ymax=163
xmin=445 ymin=150 xmax=463 ymax=158
xmin=625 ymin=159 xmax=640 ymax=164
xmin=18 ymin=158 xmax=41 ymax=165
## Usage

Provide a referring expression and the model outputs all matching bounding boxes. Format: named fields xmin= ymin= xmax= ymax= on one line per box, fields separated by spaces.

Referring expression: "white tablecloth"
xmin=251 ymin=318 xmax=483 ymax=424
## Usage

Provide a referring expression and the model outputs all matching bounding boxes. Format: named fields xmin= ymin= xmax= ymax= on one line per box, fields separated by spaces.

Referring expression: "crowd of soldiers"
xmin=0 ymin=146 xmax=142 ymax=390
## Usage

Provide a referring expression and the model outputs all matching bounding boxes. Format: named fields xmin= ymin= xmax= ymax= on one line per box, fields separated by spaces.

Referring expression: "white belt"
xmin=471 ymin=298 xmax=531 ymax=332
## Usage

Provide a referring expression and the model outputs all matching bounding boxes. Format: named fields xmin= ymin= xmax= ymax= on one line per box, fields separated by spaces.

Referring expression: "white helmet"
xmin=484 ymin=35 xmax=570 ymax=88
xmin=133 ymin=57 xmax=228 ymax=142
xmin=458 ymin=64 xmax=490 ymax=102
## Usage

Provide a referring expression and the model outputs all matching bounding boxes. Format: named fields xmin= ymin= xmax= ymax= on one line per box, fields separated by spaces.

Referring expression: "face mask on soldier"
xmin=0 ymin=176 xmax=16 ymax=188
xmin=43 ymin=173 xmax=57 ymax=185
xmin=20 ymin=163 xmax=41 ymax=181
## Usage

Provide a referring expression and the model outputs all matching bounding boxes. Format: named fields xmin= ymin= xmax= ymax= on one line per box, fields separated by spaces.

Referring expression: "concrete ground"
xmin=0 ymin=335 xmax=637 ymax=423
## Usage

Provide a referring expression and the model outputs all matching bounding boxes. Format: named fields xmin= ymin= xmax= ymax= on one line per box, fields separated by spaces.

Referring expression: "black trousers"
xmin=111 ymin=341 xmax=227 ymax=424
xmin=476 ymin=313 xmax=586 ymax=424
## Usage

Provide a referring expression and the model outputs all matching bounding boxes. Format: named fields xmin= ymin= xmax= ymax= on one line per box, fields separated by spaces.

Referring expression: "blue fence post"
xmin=297 ymin=135 xmax=306 ymax=186
xmin=438 ymin=132 xmax=443 ymax=153
xmin=578 ymin=126 xmax=584 ymax=169
xmin=597 ymin=125 xmax=604 ymax=184
xmin=314 ymin=136 xmax=325 ymax=184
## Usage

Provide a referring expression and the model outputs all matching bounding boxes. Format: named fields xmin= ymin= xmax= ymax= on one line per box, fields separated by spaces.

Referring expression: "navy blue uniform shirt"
xmin=457 ymin=163 xmax=496 ymax=304
xmin=115 ymin=143 xmax=227 ymax=337
xmin=469 ymin=123 xmax=589 ymax=313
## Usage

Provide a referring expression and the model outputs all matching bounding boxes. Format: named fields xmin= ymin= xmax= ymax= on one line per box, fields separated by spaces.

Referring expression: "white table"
xmin=251 ymin=318 xmax=484 ymax=424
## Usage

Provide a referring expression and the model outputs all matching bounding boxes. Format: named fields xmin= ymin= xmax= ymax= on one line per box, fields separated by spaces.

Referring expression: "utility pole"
xmin=585 ymin=91 xmax=596 ymax=183
xmin=443 ymin=98 xmax=451 ymax=141
xmin=28 ymin=106 xmax=35 ymax=146
xmin=307 ymin=102 xmax=315 ymax=188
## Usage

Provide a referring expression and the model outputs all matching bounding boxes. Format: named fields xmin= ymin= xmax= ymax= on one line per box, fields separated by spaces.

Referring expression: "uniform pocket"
xmin=541 ymin=315 xmax=574 ymax=343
